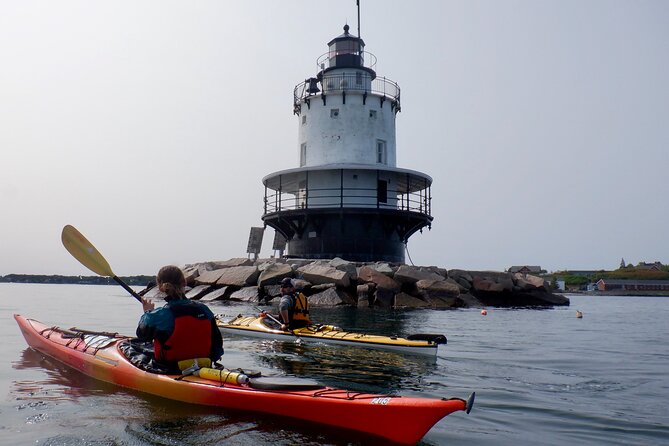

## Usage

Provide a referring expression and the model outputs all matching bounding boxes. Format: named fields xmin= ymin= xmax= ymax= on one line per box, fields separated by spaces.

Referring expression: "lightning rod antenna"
xmin=357 ymin=0 xmax=361 ymax=39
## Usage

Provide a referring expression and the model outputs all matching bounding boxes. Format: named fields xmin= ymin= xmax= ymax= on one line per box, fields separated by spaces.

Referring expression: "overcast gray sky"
xmin=1 ymin=0 xmax=667 ymax=276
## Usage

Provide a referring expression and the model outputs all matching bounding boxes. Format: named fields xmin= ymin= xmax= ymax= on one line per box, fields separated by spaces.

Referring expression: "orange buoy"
xmin=481 ymin=309 xmax=488 ymax=316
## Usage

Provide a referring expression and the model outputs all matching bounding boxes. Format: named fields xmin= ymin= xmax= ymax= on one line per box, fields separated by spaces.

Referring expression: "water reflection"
xmin=11 ymin=348 xmax=118 ymax=404
xmin=239 ymin=337 xmax=438 ymax=394
xmin=10 ymin=348 xmax=396 ymax=446
xmin=124 ymin=409 xmax=388 ymax=446
xmin=41 ymin=436 xmax=123 ymax=446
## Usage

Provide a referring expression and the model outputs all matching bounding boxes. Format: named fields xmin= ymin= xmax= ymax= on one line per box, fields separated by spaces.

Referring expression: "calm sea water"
xmin=1 ymin=283 xmax=668 ymax=445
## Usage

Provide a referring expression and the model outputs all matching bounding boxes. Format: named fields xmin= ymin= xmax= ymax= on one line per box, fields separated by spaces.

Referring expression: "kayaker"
xmin=137 ymin=265 xmax=224 ymax=368
xmin=278 ymin=277 xmax=311 ymax=330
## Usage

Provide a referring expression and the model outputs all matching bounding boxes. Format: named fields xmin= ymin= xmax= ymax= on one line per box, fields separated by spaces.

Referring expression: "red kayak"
xmin=15 ymin=314 xmax=474 ymax=445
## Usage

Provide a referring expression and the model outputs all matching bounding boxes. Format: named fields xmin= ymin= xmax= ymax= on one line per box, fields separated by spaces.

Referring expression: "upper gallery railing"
xmin=294 ymin=72 xmax=401 ymax=114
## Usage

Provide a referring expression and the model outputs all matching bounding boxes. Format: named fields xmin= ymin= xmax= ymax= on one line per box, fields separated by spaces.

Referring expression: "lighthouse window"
xmin=300 ymin=143 xmax=307 ymax=167
xmin=377 ymin=180 xmax=388 ymax=204
xmin=376 ymin=140 xmax=387 ymax=164
xmin=330 ymin=108 xmax=339 ymax=118
xmin=369 ymin=110 xmax=377 ymax=119
xmin=302 ymin=115 xmax=307 ymax=125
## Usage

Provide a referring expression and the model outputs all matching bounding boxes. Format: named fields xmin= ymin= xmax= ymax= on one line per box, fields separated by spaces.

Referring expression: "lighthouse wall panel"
xmin=285 ymin=215 xmax=406 ymax=263
xmin=298 ymin=93 xmax=396 ymax=167
xmin=302 ymin=170 xmax=399 ymax=209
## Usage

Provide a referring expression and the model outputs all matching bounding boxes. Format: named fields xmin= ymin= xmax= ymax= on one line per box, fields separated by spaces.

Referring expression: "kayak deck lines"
xmin=38 ymin=323 xmax=120 ymax=354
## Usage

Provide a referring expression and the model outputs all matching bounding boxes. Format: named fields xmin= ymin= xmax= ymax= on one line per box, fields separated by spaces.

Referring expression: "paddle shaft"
xmin=255 ymin=306 xmax=298 ymax=337
xmin=113 ymin=276 xmax=143 ymax=303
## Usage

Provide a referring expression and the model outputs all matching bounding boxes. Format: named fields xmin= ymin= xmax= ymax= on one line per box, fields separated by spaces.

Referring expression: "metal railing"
xmin=293 ymin=72 xmax=401 ymax=114
xmin=263 ymin=185 xmax=431 ymax=217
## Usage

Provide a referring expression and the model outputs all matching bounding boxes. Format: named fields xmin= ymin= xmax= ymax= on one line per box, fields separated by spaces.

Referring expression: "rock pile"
xmin=141 ymin=257 xmax=569 ymax=308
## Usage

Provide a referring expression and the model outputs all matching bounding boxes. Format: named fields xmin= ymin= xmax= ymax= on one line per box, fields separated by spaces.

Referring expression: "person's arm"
xmin=279 ymin=309 xmax=290 ymax=330
xmin=141 ymin=297 xmax=155 ymax=312
xmin=136 ymin=298 xmax=157 ymax=340
xmin=278 ymin=296 xmax=291 ymax=330
xmin=209 ymin=318 xmax=224 ymax=360
xmin=136 ymin=312 xmax=155 ymax=340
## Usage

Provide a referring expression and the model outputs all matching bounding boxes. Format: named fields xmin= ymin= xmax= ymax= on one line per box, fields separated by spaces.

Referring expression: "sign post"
xmin=246 ymin=227 xmax=265 ymax=261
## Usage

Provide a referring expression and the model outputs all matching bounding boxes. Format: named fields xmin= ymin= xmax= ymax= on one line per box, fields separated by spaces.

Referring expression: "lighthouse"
xmin=261 ymin=24 xmax=432 ymax=263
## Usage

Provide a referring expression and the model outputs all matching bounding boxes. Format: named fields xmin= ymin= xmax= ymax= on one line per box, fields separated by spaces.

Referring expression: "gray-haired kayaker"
xmin=278 ymin=277 xmax=311 ymax=330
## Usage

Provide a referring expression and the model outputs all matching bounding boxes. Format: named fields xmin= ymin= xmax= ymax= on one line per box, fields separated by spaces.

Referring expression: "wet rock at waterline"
xmin=140 ymin=258 xmax=569 ymax=308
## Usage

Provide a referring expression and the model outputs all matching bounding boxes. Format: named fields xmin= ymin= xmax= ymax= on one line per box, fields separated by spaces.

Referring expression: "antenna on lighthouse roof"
xmin=357 ymin=0 xmax=361 ymax=38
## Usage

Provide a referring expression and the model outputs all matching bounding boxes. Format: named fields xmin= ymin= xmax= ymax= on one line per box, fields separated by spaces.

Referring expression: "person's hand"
xmin=142 ymin=297 xmax=155 ymax=313
xmin=280 ymin=324 xmax=288 ymax=331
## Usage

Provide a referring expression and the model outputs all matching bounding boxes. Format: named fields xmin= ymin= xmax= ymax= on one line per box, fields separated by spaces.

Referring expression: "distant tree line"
xmin=597 ymin=268 xmax=669 ymax=281
xmin=550 ymin=264 xmax=669 ymax=286
xmin=0 ymin=274 xmax=153 ymax=286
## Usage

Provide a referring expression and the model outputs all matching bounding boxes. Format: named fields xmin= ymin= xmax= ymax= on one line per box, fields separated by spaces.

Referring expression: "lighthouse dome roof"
xmin=328 ymin=24 xmax=365 ymax=46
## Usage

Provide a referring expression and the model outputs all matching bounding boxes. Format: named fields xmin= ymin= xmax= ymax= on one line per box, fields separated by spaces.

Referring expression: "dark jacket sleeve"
xmin=209 ymin=318 xmax=224 ymax=360
xmin=136 ymin=311 xmax=157 ymax=341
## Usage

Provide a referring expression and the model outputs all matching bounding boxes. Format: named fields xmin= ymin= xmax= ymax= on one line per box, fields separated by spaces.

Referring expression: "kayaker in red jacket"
xmin=137 ymin=265 xmax=223 ymax=366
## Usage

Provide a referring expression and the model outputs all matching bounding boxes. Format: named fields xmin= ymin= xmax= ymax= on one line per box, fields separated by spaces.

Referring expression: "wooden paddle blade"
xmin=61 ymin=225 xmax=115 ymax=277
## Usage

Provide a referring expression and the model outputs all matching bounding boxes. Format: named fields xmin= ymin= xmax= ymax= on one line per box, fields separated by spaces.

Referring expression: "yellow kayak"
xmin=218 ymin=314 xmax=446 ymax=356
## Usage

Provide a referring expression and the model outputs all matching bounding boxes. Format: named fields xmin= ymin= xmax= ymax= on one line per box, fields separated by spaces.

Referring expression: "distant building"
xmin=508 ymin=266 xmax=543 ymax=274
xmin=596 ymin=279 xmax=669 ymax=291
xmin=636 ymin=262 xmax=664 ymax=271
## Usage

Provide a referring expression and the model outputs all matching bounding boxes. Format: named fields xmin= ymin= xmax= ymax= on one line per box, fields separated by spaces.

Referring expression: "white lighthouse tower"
xmin=261 ymin=24 xmax=432 ymax=263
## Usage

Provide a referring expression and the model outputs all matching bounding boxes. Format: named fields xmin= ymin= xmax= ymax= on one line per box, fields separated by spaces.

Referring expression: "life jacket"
xmin=291 ymin=292 xmax=310 ymax=323
xmin=154 ymin=303 xmax=213 ymax=363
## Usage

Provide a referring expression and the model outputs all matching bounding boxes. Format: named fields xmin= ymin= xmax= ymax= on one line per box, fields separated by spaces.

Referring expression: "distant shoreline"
xmin=0 ymin=274 xmax=152 ymax=286
xmin=567 ymin=290 xmax=669 ymax=297
xmin=3 ymin=275 xmax=668 ymax=297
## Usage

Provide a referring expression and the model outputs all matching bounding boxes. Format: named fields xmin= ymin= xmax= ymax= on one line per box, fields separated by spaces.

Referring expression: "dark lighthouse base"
xmin=263 ymin=208 xmax=432 ymax=263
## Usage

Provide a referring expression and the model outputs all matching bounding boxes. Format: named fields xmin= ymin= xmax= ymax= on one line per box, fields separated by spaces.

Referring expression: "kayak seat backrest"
xmin=314 ymin=325 xmax=342 ymax=332
xmin=248 ymin=377 xmax=325 ymax=391
xmin=406 ymin=333 xmax=447 ymax=345
xmin=261 ymin=316 xmax=282 ymax=330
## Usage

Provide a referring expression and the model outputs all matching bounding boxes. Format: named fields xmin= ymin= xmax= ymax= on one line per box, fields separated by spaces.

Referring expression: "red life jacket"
xmin=154 ymin=303 xmax=213 ymax=363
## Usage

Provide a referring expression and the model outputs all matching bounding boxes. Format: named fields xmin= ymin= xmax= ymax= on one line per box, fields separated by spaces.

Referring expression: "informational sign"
xmin=272 ymin=230 xmax=287 ymax=251
xmin=246 ymin=227 xmax=265 ymax=255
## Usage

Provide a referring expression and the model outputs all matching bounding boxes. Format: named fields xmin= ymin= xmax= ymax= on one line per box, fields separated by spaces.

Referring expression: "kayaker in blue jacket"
xmin=138 ymin=265 xmax=223 ymax=366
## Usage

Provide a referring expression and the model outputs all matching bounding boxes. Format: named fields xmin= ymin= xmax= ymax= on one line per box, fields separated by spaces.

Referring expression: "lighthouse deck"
xmin=262 ymin=164 xmax=432 ymax=215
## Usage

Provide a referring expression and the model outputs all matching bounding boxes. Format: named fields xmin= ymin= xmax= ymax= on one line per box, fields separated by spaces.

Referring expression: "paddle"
xmin=254 ymin=306 xmax=300 ymax=341
xmin=61 ymin=224 xmax=142 ymax=303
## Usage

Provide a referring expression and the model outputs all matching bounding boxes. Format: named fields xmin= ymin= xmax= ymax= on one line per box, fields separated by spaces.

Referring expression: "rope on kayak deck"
xmin=312 ymin=389 xmax=398 ymax=400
